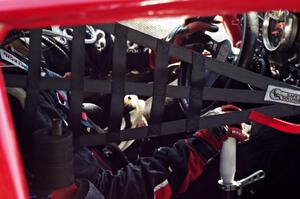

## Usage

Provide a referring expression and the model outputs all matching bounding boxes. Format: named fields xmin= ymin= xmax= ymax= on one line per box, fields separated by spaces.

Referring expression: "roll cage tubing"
xmin=1 ymin=1 xmax=300 ymax=199
xmin=0 ymin=0 xmax=299 ymax=29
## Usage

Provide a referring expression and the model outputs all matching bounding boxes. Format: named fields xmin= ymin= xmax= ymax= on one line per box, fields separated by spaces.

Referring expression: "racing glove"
xmin=148 ymin=17 xmax=219 ymax=68
xmin=165 ymin=18 xmax=219 ymax=46
xmin=85 ymin=106 xmax=248 ymax=199
xmin=153 ymin=104 xmax=249 ymax=194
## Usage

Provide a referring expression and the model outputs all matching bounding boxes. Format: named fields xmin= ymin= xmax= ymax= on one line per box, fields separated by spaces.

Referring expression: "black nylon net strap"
xmin=107 ymin=24 xmax=128 ymax=143
xmin=3 ymin=23 xmax=300 ymax=148
xmin=186 ymin=53 xmax=205 ymax=132
xmin=96 ymin=23 xmax=157 ymax=49
xmin=205 ymin=58 xmax=300 ymax=91
xmin=122 ymin=104 xmax=300 ymax=139
xmin=78 ymin=103 xmax=300 ymax=147
xmin=148 ymin=40 xmax=169 ymax=136
xmin=69 ymin=26 xmax=86 ymax=138
xmin=9 ymin=55 xmax=293 ymax=94
xmin=23 ymin=29 xmax=42 ymax=130
xmin=4 ymin=74 xmax=273 ymax=104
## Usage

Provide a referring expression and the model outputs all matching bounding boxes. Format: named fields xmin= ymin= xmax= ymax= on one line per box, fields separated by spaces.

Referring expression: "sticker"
xmin=264 ymin=85 xmax=300 ymax=106
xmin=0 ymin=49 xmax=28 ymax=70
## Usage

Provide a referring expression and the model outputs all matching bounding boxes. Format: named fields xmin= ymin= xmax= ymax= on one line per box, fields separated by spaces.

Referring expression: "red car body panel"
xmin=0 ymin=1 xmax=300 ymax=198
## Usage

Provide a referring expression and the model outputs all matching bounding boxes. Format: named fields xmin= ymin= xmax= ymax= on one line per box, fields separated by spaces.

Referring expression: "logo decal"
xmin=265 ymin=85 xmax=300 ymax=106
xmin=0 ymin=49 xmax=28 ymax=70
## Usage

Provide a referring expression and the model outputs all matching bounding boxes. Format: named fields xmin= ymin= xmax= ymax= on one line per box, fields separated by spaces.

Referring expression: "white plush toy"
xmin=118 ymin=95 xmax=148 ymax=151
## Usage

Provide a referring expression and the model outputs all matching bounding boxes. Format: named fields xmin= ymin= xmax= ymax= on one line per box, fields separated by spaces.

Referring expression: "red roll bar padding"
xmin=249 ymin=111 xmax=300 ymax=134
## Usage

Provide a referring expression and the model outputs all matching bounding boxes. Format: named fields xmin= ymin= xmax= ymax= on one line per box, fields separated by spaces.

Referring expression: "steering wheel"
xmin=178 ymin=13 xmax=259 ymax=114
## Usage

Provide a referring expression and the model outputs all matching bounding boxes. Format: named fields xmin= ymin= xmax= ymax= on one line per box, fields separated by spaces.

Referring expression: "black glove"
xmin=153 ymin=105 xmax=249 ymax=194
xmin=165 ymin=17 xmax=219 ymax=46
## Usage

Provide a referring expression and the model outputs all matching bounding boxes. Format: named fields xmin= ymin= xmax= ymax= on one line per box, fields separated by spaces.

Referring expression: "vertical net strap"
xmin=107 ymin=24 xmax=128 ymax=143
xmin=23 ymin=29 xmax=42 ymax=132
xmin=148 ymin=40 xmax=169 ymax=136
xmin=69 ymin=26 xmax=86 ymax=139
xmin=186 ymin=53 xmax=205 ymax=133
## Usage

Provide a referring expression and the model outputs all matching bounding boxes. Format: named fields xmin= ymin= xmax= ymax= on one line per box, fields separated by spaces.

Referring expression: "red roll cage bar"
xmin=1 ymin=1 xmax=300 ymax=198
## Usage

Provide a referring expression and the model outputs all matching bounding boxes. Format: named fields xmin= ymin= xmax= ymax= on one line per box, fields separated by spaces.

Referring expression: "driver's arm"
xmin=84 ymin=106 xmax=248 ymax=199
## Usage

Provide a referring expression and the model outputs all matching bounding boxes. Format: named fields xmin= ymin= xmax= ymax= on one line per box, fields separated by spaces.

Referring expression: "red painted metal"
xmin=0 ymin=25 xmax=28 ymax=199
xmin=249 ymin=111 xmax=300 ymax=134
xmin=0 ymin=0 xmax=300 ymax=29
xmin=0 ymin=1 xmax=300 ymax=199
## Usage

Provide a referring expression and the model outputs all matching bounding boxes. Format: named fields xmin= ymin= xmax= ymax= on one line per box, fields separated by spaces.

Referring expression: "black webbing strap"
xmin=205 ymin=58 xmax=300 ymax=91
xmin=23 ymin=29 xmax=42 ymax=131
xmin=148 ymin=40 xmax=169 ymax=136
xmin=4 ymin=23 xmax=300 ymax=149
xmin=78 ymin=103 xmax=300 ymax=147
xmin=2 ymin=72 xmax=273 ymax=105
xmin=107 ymin=24 xmax=128 ymax=143
xmin=186 ymin=53 xmax=205 ymax=132
xmin=50 ymin=23 xmax=299 ymax=94
xmin=4 ymin=74 xmax=272 ymax=104
xmin=69 ymin=26 xmax=85 ymax=139
xmin=123 ymin=104 xmax=300 ymax=139
xmin=96 ymin=23 xmax=157 ymax=49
